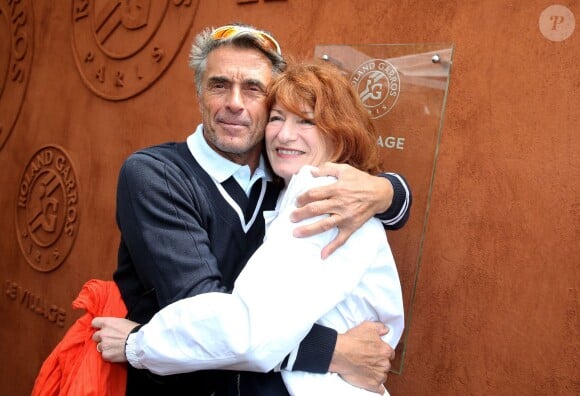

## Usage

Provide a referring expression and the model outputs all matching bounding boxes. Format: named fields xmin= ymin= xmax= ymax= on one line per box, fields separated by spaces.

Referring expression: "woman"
xmin=95 ymin=61 xmax=404 ymax=395
xmin=259 ymin=60 xmax=404 ymax=395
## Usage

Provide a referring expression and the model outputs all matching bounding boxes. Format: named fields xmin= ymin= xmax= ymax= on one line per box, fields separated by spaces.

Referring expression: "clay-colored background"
xmin=1 ymin=1 xmax=578 ymax=395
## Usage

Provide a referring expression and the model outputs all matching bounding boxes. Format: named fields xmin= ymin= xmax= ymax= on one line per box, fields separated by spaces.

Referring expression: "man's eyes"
xmin=244 ymin=85 xmax=266 ymax=96
xmin=208 ymin=82 xmax=226 ymax=90
xmin=207 ymin=83 xmax=265 ymax=96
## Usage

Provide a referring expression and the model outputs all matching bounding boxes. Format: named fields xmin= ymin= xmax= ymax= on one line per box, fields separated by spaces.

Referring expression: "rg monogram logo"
xmin=16 ymin=145 xmax=80 ymax=272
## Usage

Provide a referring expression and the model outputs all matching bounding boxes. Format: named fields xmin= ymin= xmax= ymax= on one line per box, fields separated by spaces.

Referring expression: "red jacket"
xmin=32 ymin=279 xmax=128 ymax=396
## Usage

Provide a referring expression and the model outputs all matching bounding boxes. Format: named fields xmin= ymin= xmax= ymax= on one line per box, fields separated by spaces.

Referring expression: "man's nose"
xmin=225 ymin=87 xmax=244 ymax=112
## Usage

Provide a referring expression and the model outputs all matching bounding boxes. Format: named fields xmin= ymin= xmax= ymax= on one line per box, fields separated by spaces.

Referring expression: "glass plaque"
xmin=314 ymin=44 xmax=454 ymax=373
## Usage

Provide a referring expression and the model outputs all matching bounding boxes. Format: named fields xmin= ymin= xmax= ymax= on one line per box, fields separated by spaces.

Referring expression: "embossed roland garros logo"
xmin=0 ymin=0 xmax=33 ymax=149
xmin=71 ymin=0 xmax=198 ymax=100
xmin=351 ymin=59 xmax=400 ymax=119
xmin=16 ymin=146 xmax=80 ymax=272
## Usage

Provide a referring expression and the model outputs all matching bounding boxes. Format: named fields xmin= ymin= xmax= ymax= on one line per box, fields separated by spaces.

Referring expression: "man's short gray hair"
xmin=188 ymin=23 xmax=287 ymax=96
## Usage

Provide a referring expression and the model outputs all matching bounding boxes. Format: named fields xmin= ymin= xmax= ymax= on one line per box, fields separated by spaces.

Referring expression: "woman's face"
xmin=265 ymin=102 xmax=331 ymax=184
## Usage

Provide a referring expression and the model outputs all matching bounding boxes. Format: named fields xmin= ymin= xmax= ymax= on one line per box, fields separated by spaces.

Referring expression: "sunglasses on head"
xmin=210 ymin=25 xmax=282 ymax=56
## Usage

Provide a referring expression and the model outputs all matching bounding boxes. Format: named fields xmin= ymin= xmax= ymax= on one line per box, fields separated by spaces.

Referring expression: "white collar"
xmin=186 ymin=124 xmax=272 ymax=232
xmin=186 ymin=124 xmax=272 ymax=194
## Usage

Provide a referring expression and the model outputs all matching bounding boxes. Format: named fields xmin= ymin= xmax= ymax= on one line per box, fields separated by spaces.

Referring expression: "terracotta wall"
xmin=0 ymin=1 xmax=577 ymax=395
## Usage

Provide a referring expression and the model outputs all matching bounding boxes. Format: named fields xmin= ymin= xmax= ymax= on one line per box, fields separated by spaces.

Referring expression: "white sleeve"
xmin=126 ymin=167 xmax=379 ymax=375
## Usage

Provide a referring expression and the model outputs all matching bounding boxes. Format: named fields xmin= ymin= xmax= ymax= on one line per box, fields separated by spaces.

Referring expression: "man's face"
xmin=199 ymin=45 xmax=273 ymax=168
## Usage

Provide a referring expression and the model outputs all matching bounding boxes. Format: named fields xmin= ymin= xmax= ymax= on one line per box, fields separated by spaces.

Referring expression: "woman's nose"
xmin=277 ymin=121 xmax=297 ymax=141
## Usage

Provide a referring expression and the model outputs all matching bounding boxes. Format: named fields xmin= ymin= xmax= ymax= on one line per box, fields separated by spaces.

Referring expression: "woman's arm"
xmin=290 ymin=163 xmax=412 ymax=258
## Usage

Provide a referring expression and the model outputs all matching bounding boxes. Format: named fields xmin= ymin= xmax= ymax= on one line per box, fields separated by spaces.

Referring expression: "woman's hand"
xmin=91 ymin=316 xmax=140 ymax=363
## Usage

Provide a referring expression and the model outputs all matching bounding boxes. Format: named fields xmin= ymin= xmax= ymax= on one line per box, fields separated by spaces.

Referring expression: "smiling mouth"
xmin=276 ymin=148 xmax=303 ymax=155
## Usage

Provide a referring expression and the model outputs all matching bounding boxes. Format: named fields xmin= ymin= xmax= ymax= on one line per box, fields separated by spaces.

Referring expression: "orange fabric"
xmin=31 ymin=280 xmax=128 ymax=396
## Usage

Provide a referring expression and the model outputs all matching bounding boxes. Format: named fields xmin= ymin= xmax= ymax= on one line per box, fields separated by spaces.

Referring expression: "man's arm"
xmin=276 ymin=322 xmax=394 ymax=394
xmin=291 ymin=162 xmax=412 ymax=259
xmin=115 ymin=152 xmax=229 ymax=312
xmin=376 ymin=173 xmax=411 ymax=230
xmin=330 ymin=322 xmax=395 ymax=392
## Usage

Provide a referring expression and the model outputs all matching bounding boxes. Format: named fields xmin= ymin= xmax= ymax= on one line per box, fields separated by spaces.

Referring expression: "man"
xmin=93 ymin=23 xmax=411 ymax=395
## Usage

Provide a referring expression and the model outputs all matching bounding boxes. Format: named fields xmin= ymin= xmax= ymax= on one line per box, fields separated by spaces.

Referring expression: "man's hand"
xmin=328 ymin=321 xmax=395 ymax=394
xmin=291 ymin=163 xmax=393 ymax=259
xmin=91 ymin=316 xmax=140 ymax=363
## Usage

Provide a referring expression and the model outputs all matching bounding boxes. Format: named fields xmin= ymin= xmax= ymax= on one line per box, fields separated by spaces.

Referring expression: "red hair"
xmin=265 ymin=60 xmax=380 ymax=174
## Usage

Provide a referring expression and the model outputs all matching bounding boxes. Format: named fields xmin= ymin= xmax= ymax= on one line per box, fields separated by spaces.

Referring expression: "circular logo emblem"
xmin=71 ymin=0 xmax=198 ymax=101
xmin=16 ymin=145 xmax=80 ymax=272
xmin=0 ymin=0 xmax=34 ymax=149
xmin=539 ymin=5 xmax=575 ymax=42
xmin=351 ymin=59 xmax=400 ymax=119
